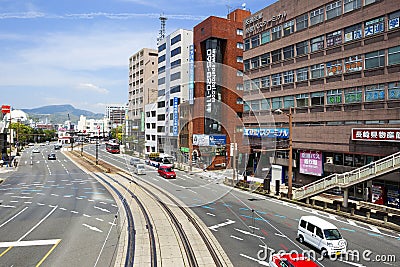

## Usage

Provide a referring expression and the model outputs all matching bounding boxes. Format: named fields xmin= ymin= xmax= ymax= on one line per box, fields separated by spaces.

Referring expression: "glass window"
xmin=158 ymin=77 xmax=165 ymax=85
xmin=326 ymin=59 xmax=343 ymax=76
xmin=364 ymin=0 xmax=379 ymax=5
xmin=344 ymin=0 xmax=361 ymax=13
xmin=272 ymin=97 xmax=282 ymax=109
xmin=283 ymin=20 xmax=294 ymax=36
xmin=283 ymin=70 xmax=294 ymax=84
xmin=283 ymin=45 xmax=294 ymax=59
xmin=237 ymin=28 xmax=243 ymax=35
xmin=261 ymin=76 xmax=270 ymax=88
xmin=327 ymin=89 xmax=342 ymax=104
xmin=261 ymin=99 xmax=270 ymax=110
xmin=244 ymin=102 xmax=250 ymax=111
xmin=158 ymin=43 xmax=166 ymax=52
xmin=310 ymin=7 xmax=324 ymax=26
xmin=272 ymin=73 xmax=282 ymax=86
xmin=236 ymin=83 xmax=244 ymax=91
xmin=311 ymin=36 xmax=324 ymax=52
xmin=272 ymin=25 xmax=282 ymax=41
xmin=388 ymin=11 xmax=400 ymax=30
xmin=365 ymin=50 xmax=385 ymax=69
xmin=244 ymin=80 xmax=251 ymax=91
xmin=326 ymin=30 xmax=342 ymax=47
xmin=237 ymin=42 xmax=244 ymax=49
xmin=364 ymin=17 xmax=385 ymax=37
xmin=171 ymin=59 xmax=181 ymax=69
xmin=296 ymin=41 xmax=309 ymax=56
xmin=388 ymin=82 xmax=400 ymax=100
xmin=251 ymin=35 xmax=260 ymax=48
xmin=171 ymin=34 xmax=181 ymax=45
xmin=344 ymin=87 xmax=362 ymax=103
xmin=260 ymin=53 xmax=270 ymax=66
xmin=251 ymin=100 xmax=260 ymax=111
xmin=236 ymin=98 xmax=243 ymax=104
xmin=158 ymin=54 xmax=166 ymax=63
xmin=296 ymin=67 xmax=309 ymax=82
xmin=388 ymin=46 xmax=400 ymax=66
xmin=244 ymin=60 xmax=250 ymax=71
xmin=311 ymin=92 xmax=325 ymax=106
xmin=158 ymin=65 xmax=165 ymax=73
xmin=311 ymin=64 xmax=325 ymax=79
xmin=171 ymin=47 xmax=181 ymax=57
xmin=251 ymin=57 xmax=259 ymax=69
xmin=237 ymin=56 xmax=243 ymax=63
xmin=261 ymin=31 xmax=270 ymax=44
xmin=244 ymin=39 xmax=250 ymax=50
xmin=326 ymin=1 xmax=342 ymax=20
xmin=170 ymin=72 xmax=180 ymax=81
xmin=271 ymin=49 xmax=282 ymax=63
xmin=237 ymin=70 xmax=244 ymax=77
xmin=284 ymin=96 xmax=295 ymax=108
xmin=365 ymin=84 xmax=385 ymax=102
xmin=251 ymin=78 xmax=260 ymax=90
xmin=170 ymin=85 xmax=181 ymax=94
xmin=345 ymin=55 xmax=363 ymax=72
xmin=296 ymin=13 xmax=308 ymax=31
xmin=344 ymin=24 xmax=362 ymax=42
xmin=296 ymin=94 xmax=309 ymax=107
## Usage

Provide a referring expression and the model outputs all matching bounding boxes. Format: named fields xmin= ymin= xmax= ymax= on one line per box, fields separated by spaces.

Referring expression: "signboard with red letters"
xmin=1 ymin=105 xmax=11 ymax=114
xmin=352 ymin=128 xmax=400 ymax=142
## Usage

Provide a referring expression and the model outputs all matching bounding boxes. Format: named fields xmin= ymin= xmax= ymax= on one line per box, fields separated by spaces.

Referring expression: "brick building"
xmin=243 ymin=0 xmax=400 ymax=204
xmin=180 ymin=8 xmax=250 ymax=170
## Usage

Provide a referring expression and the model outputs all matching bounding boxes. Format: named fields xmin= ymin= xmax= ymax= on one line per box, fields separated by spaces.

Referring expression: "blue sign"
xmin=209 ymin=135 xmax=226 ymax=146
xmin=173 ymin=97 xmax=179 ymax=136
xmin=243 ymin=128 xmax=289 ymax=139
xmin=189 ymin=44 xmax=194 ymax=105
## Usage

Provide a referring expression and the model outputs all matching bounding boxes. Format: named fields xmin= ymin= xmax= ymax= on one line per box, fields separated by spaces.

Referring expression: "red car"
xmin=269 ymin=253 xmax=319 ymax=267
xmin=158 ymin=165 xmax=176 ymax=179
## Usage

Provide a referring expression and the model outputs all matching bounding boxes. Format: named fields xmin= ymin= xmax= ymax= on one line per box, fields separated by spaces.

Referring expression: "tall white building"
xmin=156 ymin=29 xmax=193 ymax=158
xmin=144 ymin=103 xmax=158 ymax=153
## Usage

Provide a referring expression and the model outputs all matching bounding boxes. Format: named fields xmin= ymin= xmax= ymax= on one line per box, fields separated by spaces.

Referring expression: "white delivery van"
xmin=134 ymin=164 xmax=146 ymax=175
xmin=297 ymin=215 xmax=347 ymax=256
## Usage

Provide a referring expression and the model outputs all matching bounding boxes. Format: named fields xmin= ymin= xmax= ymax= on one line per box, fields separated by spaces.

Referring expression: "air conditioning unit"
xmin=326 ymin=157 xmax=333 ymax=164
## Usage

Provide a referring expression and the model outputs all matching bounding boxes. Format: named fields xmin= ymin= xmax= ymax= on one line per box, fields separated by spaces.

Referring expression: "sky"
xmin=0 ymin=0 xmax=275 ymax=114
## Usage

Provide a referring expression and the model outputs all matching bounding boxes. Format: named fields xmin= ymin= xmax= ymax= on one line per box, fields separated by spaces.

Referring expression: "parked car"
xmin=48 ymin=153 xmax=56 ymax=160
xmin=158 ymin=165 xmax=176 ymax=179
xmin=297 ymin=215 xmax=347 ymax=257
xmin=54 ymin=144 xmax=61 ymax=150
xmin=269 ymin=253 xmax=319 ymax=267
xmin=32 ymin=148 xmax=40 ymax=153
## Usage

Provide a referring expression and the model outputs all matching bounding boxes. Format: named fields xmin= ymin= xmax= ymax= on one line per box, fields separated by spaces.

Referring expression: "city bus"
xmin=105 ymin=141 xmax=120 ymax=154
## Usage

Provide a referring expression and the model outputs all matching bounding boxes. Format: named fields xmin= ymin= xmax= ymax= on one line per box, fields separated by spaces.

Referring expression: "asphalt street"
xmin=0 ymin=144 xmax=121 ymax=267
xmin=86 ymin=144 xmax=400 ymax=267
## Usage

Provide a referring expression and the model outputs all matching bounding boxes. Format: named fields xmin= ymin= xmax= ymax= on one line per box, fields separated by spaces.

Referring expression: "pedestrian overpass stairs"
xmin=293 ymin=151 xmax=400 ymax=200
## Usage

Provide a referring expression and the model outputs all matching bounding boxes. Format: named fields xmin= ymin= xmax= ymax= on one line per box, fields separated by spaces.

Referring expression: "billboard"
xmin=352 ymin=128 xmax=400 ymax=142
xmin=1 ymin=105 xmax=11 ymax=114
xmin=243 ymin=128 xmax=289 ymax=139
xmin=188 ymin=44 xmax=194 ymax=105
xmin=193 ymin=134 xmax=226 ymax=146
xmin=172 ymin=97 xmax=179 ymax=136
xmin=299 ymin=150 xmax=323 ymax=176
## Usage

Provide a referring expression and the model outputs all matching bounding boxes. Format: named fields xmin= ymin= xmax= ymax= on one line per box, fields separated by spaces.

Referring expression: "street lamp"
xmin=274 ymin=107 xmax=293 ymax=200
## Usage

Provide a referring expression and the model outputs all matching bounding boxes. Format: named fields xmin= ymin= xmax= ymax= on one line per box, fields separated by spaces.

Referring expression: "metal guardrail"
xmin=294 ymin=151 xmax=400 ymax=200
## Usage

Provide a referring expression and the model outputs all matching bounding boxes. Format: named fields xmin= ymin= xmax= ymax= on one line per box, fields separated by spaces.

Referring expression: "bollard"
xmin=311 ymin=199 xmax=315 ymax=207
xmin=337 ymin=204 xmax=340 ymax=212
xmin=324 ymin=202 xmax=327 ymax=209
xmin=351 ymin=208 xmax=355 ymax=216
xmin=306 ymin=198 xmax=310 ymax=205
xmin=383 ymin=216 xmax=388 ymax=223
xmin=366 ymin=212 xmax=370 ymax=220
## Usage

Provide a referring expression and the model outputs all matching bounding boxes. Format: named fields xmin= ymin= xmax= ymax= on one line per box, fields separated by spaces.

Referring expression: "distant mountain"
xmin=22 ymin=104 xmax=104 ymax=124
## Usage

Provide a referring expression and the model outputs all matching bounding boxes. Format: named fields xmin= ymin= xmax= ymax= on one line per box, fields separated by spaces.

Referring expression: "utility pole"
xmin=95 ymin=136 xmax=99 ymax=165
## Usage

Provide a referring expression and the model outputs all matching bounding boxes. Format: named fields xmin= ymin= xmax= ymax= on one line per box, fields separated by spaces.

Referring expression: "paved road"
xmin=0 ymin=145 xmax=121 ymax=266
xmin=86 ymin=145 xmax=400 ymax=267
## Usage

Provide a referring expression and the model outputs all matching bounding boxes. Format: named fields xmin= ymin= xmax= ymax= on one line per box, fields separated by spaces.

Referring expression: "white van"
xmin=297 ymin=215 xmax=347 ymax=256
xmin=134 ymin=164 xmax=146 ymax=175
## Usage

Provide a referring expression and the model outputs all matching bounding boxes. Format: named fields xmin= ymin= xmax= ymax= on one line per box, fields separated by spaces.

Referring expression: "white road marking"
xmin=99 ymin=202 xmax=107 ymax=205
xmin=0 ymin=239 xmax=61 ymax=248
xmin=11 ymin=196 xmax=32 ymax=199
xmin=347 ymin=219 xmax=357 ymax=226
xmin=235 ymin=228 xmax=265 ymax=239
xmin=76 ymin=197 xmax=83 ymax=200
xmin=51 ymin=194 xmax=59 ymax=197
xmin=49 ymin=205 xmax=57 ymax=208
xmin=0 ymin=204 xmax=15 ymax=208
xmin=240 ymin=253 xmax=269 ymax=266
xmin=108 ymin=222 xmax=116 ymax=226
xmin=96 ymin=218 xmax=104 ymax=222
xmin=230 ymin=235 xmax=243 ymax=241
xmin=275 ymin=233 xmax=287 ymax=238
xmin=82 ymin=224 xmax=103 ymax=233
xmin=0 ymin=207 xmax=28 ymax=228
xmin=83 ymin=214 xmax=91 ymax=218
xmin=24 ymin=202 xmax=32 ymax=204
xmin=18 ymin=205 xmax=58 ymax=241
xmin=208 ymin=219 xmax=236 ymax=231
xmin=111 ymin=204 xmax=118 ymax=208
xmin=10 ymin=201 xmax=19 ymax=203
xmin=71 ymin=210 xmax=79 ymax=214
xmin=248 ymin=225 xmax=260 ymax=230
xmin=94 ymin=206 xmax=111 ymax=213
xmin=59 ymin=208 xmax=67 ymax=211
xmin=206 ymin=213 xmax=216 ymax=217
xmin=187 ymin=189 xmax=198 ymax=194
xmin=369 ymin=225 xmax=381 ymax=233
xmin=37 ymin=203 xmax=45 ymax=206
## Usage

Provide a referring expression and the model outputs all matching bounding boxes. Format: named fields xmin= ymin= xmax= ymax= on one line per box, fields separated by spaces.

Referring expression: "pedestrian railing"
xmin=293 ymin=151 xmax=400 ymax=200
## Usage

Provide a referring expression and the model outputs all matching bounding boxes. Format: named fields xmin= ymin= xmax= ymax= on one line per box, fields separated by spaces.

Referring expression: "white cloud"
xmin=76 ymin=83 xmax=109 ymax=94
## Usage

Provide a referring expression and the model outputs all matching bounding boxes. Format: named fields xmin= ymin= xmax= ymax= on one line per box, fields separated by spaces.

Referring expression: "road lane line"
xmin=0 ymin=239 xmax=61 ymax=247
xmin=36 ymin=239 xmax=61 ymax=267
xmin=18 ymin=205 xmax=58 ymax=241
xmin=230 ymin=235 xmax=243 ymax=241
xmin=0 ymin=204 xmax=15 ymax=208
xmin=0 ymin=246 xmax=13 ymax=257
xmin=82 ymin=224 xmax=102 ymax=233
xmin=206 ymin=212 xmax=216 ymax=217
xmin=96 ymin=218 xmax=104 ymax=222
xmin=71 ymin=211 xmax=79 ymax=214
xmin=234 ymin=228 xmax=265 ymax=239
xmin=94 ymin=206 xmax=111 ymax=213
xmin=0 ymin=207 xmax=29 ymax=228
xmin=83 ymin=214 xmax=91 ymax=218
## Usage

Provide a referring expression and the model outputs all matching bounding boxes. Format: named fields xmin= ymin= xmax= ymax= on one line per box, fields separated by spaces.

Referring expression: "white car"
xmin=32 ymin=148 xmax=40 ymax=153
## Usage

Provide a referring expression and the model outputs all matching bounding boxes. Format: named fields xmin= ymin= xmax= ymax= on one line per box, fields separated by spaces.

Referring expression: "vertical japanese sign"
xmin=205 ymin=46 xmax=216 ymax=114
xmin=172 ymin=97 xmax=179 ymax=136
xmin=299 ymin=150 xmax=323 ymax=176
xmin=189 ymin=44 xmax=194 ymax=105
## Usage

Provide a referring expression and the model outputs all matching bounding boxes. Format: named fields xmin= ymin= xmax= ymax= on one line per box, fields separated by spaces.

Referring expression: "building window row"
xmin=171 ymin=34 xmax=181 ymax=46
xmin=244 ymin=82 xmax=400 ymax=111
xmin=244 ymin=4 xmax=395 ymax=51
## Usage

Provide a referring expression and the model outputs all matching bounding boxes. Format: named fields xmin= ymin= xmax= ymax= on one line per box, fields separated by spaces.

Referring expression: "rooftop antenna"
xmin=242 ymin=3 xmax=247 ymax=10
xmin=226 ymin=5 xmax=232 ymax=15
xmin=157 ymin=13 xmax=167 ymax=45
